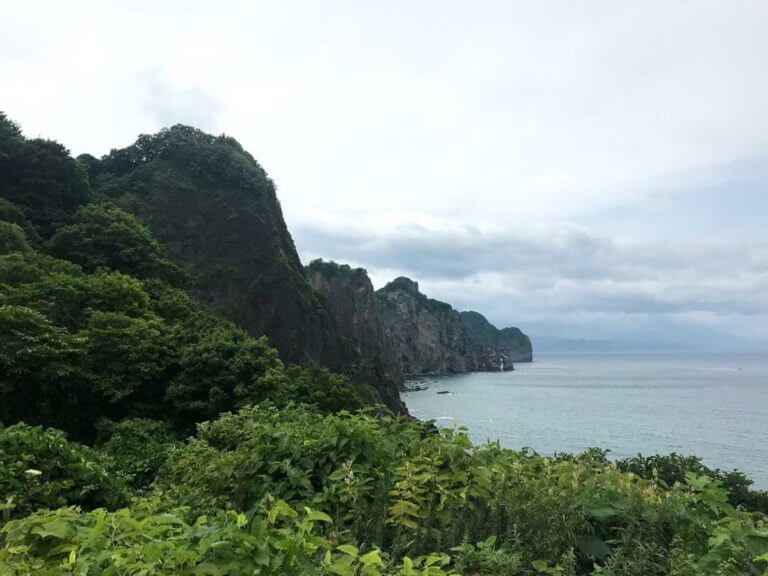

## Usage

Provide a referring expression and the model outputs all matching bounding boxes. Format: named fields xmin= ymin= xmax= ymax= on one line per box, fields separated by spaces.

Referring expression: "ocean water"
xmin=402 ymin=353 xmax=768 ymax=490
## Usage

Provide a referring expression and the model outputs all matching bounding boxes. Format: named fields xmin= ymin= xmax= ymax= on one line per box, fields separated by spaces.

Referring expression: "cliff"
xmin=309 ymin=261 xmax=532 ymax=381
xmin=78 ymin=125 xmax=528 ymax=406
xmin=306 ymin=260 xmax=404 ymax=392
xmin=460 ymin=311 xmax=533 ymax=363
xmin=377 ymin=277 xmax=532 ymax=374
xmin=84 ymin=126 xmax=404 ymax=411
xmin=376 ymin=277 xmax=474 ymax=374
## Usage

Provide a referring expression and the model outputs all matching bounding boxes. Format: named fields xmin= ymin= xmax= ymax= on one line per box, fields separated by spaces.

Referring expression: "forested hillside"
xmin=79 ymin=123 xmax=404 ymax=411
xmin=1 ymin=113 xmax=767 ymax=575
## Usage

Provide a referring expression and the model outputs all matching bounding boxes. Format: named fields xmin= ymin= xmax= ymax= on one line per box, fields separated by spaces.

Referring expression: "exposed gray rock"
xmin=307 ymin=260 xmax=533 ymax=385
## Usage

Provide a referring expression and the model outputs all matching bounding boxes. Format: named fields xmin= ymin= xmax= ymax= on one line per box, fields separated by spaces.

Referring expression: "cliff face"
xmin=460 ymin=311 xmax=534 ymax=364
xmin=309 ymin=262 xmax=533 ymax=381
xmin=306 ymin=261 xmax=404 ymax=393
xmin=85 ymin=126 xmax=404 ymax=412
xmin=376 ymin=277 xmax=473 ymax=374
xmin=377 ymin=277 xmax=532 ymax=374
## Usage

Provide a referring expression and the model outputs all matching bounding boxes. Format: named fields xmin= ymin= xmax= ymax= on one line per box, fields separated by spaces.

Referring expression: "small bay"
xmin=403 ymin=352 xmax=768 ymax=489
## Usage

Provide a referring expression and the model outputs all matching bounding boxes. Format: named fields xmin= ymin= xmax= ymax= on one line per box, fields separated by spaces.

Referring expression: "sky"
xmin=3 ymin=0 xmax=768 ymax=349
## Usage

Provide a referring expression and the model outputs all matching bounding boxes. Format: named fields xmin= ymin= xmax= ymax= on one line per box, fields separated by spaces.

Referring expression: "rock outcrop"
xmin=308 ymin=261 xmax=533 ymax=382
xmin=306 ymin=261 xmax=403 ymax=388
xmin=377 ymin=277 xmax=532 ymax=374
xmin=376 ymin=277 xmax=474 ymax=374
xmin=460 ymin=311 xmax=533 ymax=364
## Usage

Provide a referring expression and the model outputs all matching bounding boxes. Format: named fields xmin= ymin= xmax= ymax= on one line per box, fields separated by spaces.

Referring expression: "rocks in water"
xmin=404 ymin=383 xmax=430 ymax=392
xmin=403 ymin=376 xmax=431 ymax=392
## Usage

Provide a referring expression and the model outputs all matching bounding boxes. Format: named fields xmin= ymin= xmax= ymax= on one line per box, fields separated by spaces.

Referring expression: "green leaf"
xmin=326 ymin=564 xmax=356 ymax=576
xmin=193 ymin=563 xmax=222 ymax=575
xmin=305 ymin=509 xmax=333 ymax=523
xmin=254 ymin=549 xmax=270 ymax=566
xmin=360 ymin=549 xmax=383 ymax=567
xmin=336 ymin=544 xmax=358 ymax=556
xmin=30 ymin=521 xmax=71 ymax=540
xmin=575 ymin=535 xmax=611 ymax=560
xmin=276 ymin=500 xmax=298 ymax=518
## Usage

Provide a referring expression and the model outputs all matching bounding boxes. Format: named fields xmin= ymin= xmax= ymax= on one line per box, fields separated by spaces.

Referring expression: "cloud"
xmin=137 ymin=70 xmax=222 ymax=133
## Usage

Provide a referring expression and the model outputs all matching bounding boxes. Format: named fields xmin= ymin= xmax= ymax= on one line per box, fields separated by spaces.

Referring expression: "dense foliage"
xmin=0 ymin=423 xmax=128 ymax=519
xmin=2 ymin=113 xmax=767 ymax=574
xmin=616 ymin=452 xmax=768 ymax=515
xmin=47 ymin=203 xmax=186 ymax=283
xmin=2 ymin=407 xmax=768 ymax=575
xmin=0 ymin=114 xmax=365 ymax=441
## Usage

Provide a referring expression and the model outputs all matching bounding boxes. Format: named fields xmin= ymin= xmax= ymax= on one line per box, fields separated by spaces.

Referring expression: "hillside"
xmin=79 ymin=125 xmax=403 ymax=411
xmin=460 ymin=311 xmax=532 ymax=363
xmin=0 ymin=113 xmax=366 ymax=440
xmin=2 ymin=114 xmax=767 ymax=575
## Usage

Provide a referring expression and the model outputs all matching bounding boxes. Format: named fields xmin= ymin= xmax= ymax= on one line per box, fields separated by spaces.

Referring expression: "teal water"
xmin=402 ymin=353 xmax=768 ymax=489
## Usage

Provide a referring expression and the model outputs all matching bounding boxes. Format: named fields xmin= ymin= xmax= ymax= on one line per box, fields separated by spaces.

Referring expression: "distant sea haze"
xmin=403 ymin=353 xmax=768 ymax=490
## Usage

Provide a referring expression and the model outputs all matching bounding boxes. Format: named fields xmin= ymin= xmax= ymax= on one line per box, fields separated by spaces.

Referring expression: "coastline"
xmin=401 ymin=353 xmax=768 ymax=491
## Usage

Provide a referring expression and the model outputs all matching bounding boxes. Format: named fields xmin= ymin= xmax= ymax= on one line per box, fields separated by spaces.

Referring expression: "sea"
xmin=402 ymin=353 xmax=768 ymax=490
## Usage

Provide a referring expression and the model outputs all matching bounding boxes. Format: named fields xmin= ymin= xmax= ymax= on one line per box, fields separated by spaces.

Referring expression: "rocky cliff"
xmin=376 ymin=277 xmax=474 ymax=374
xmin=81 ymin=125 xmax=528 ymax=406
xmin=84 ymin=126 xmax=404 ymax=411
xmin=459 ymin=311 xmax=533 ymax=363
xmin=306 ymin=261 xmax=403 ymax=388
xmin=308 ymin=261 xmax=533 ymax=381
xmin=377 ymin=277 xmax=532 ymax=374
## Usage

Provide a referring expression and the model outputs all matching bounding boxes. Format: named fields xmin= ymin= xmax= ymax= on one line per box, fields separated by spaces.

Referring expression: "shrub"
xmin=0 ymin=423 xmax=128 ymax=519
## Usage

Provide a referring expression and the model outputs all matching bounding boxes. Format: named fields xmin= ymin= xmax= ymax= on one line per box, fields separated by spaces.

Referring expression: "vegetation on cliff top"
xmin=460 ymin=310 xmax=532 ymax=358
xmin=2 ymin=113 xmax=768 ymax=574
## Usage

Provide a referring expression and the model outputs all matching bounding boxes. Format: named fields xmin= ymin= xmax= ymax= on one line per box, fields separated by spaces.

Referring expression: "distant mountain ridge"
xmin=308 ymin=261 xmax=532 ymax=380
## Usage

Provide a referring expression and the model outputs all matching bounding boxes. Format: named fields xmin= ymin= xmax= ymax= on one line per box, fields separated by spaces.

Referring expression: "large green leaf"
xmin=575 ymin=535 xmax=611 ymax=560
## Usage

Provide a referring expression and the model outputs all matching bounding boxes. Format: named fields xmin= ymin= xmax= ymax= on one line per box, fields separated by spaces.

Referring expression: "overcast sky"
xmin=3 ymin=1 xmax=768 ymax=348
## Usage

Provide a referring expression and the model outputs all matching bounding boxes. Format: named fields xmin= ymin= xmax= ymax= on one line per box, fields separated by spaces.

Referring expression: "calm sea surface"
xmin=402 ymin=353 xmax=768 ymax=489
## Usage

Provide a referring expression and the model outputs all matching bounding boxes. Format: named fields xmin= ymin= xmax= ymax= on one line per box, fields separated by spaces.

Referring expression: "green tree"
xmin=0 ymin=253 xmax=151 ymax=332
xmin=0 ymin=305 xmax=90 ymax=435
xmin=262 ymin=363 xmax=365 ymax=413
xmin=165 ymin=325 xmax=282 ymax=427
xmin=0 ymin=135 xmax=91 ymax=237
xmin=0 ymin=198 xmax=41 ymax=245
xmin=82 ymin=310 xmax=174 ymax=420
xmin=0 ymin=222 xmax=31 ymax=255
xmin=47 ymin=203 xmax=185 ymax=283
